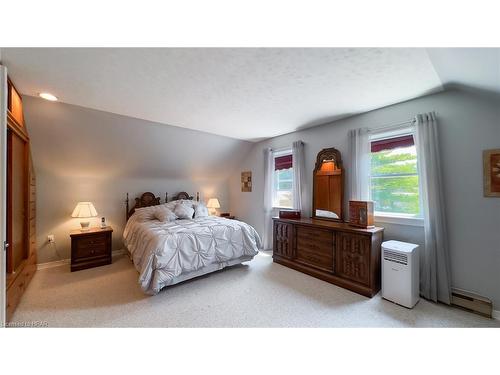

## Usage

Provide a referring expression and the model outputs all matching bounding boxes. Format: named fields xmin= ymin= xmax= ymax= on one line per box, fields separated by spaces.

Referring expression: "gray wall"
xmin=229 ymin=89 xmax=500 ymax=308
xmin=24 ymin=96 xmax=252 ymax=263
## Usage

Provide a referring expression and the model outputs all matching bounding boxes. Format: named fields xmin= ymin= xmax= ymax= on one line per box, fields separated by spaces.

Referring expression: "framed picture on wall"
xmin=241 ymin=171 xmax=252 ymax=192
xmin=484 ymin=149 xmax=500 ymax=197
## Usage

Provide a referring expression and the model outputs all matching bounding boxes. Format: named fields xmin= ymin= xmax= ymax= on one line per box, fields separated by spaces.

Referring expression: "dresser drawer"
xmin=296 ymin=227 xmax=333 ymax=253
xmin=74 ymin=236 xmax=107 ymax=259
xmin=296 ymin=246 xmax=333 ymax=272
xmin=29 ymin=217 xmax=36 ymax=234
xmin=77 ymin=235 xmax=106 ymax=249
xmin=29 ymin=203 xmax=36 ymax=219
xmin=296 ymin=236 xmax=333 ymax=252
xmin=296 ymin=225 xmax=332 ymax=242
xmin=296 ymin=226 xmax=334 ymax=271
xmin=30 ymin=187 xmax=36 ymax=202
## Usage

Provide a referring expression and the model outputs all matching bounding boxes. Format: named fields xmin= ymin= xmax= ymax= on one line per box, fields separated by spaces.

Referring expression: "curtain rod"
xmin=370 ymin=118 xmax=416 ymax=133
xmin=271 ymin=145 xmax=293 ymax=153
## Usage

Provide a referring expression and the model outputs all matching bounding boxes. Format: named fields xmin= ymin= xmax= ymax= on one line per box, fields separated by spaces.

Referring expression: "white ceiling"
xmin=1 ymin=48 xmax=499 ymax=141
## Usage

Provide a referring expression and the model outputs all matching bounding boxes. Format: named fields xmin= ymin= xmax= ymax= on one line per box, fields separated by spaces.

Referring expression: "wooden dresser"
xmin=273 ymin=217 xmax=383 ymax=297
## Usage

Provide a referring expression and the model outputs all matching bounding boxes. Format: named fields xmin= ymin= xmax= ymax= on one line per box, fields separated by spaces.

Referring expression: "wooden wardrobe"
xmin=5 ymin=77 xmax=37 ymax=321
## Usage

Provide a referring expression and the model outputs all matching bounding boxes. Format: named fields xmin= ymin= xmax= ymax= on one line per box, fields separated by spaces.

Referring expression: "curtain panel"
xmin=292 ymin=140 xmax=305 ymax=213
xmin=263 ymin=147 xmax=274 ymax=250
xmin=414 ymin=112 xmax=452 ymax=304
xmin=348 ymin=128 xmax=370 ymax=202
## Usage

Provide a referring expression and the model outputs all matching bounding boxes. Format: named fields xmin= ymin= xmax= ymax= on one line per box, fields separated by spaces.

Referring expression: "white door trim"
xmin=0 ymin=65 xmax=7 ymax=326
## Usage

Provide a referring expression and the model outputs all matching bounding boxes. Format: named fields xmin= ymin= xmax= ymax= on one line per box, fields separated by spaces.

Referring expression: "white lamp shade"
xmin=206 ymin=198 xmax=221 ymax=209
xmin=71 ymin=202 xmax=98 ymax=218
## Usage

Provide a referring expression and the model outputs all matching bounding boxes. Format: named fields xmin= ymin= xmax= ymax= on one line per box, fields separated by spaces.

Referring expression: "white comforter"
xmin=123 ymin=215 xmax=262 ymax=294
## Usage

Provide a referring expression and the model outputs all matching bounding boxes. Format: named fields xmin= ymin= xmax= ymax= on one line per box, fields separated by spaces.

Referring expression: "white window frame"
xmin=272 ymin=148 xmax=294 ymax=210
xmin=369 ymin=127 xmax=424 ymax=227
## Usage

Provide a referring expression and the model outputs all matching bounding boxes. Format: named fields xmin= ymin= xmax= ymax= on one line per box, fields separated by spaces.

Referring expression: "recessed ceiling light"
xmin=39 ymin=92 xmax=58 ymax=101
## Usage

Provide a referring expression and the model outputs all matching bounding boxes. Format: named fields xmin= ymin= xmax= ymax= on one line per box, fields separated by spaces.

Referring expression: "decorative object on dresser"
xmin=273 ymin=217 xmax=383 ymax=297
xmin=70 ymin=227 xmax=113 ymax=272
xmin=279 ymin=210 xmax=301 ymax=219
xmin=348 ymin=200 xmax=374 ymax=228
xmin=241 ymin=170 xmax=252 ymax=192
xmin=312 ymin=147 xmax=344 ymax=221
xmin=5 ymin=76 xmax=37 ymax=322
xmin=207 ymin=198 xmax=221 ymax=216
xmin=483 ymin=149 xmax=500 ymax=197
xmin=71 ymin=201 xmax=98 ymax=231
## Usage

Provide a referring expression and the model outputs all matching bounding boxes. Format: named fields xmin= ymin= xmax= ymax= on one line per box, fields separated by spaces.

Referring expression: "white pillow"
xmin=165 ymin=199 xmax=193 ymax=210
xmin=194 ymin=203 xmax=209 ymax=218
xmin=173 ymin=203 xmax=194 ymax=219
xmin=154 ymin=206 xmax=177 ymax=222
xmin=180 ymin=199 xmax=196 ymax=208
xmin=133 ymin=205 xmax=158 ymax=220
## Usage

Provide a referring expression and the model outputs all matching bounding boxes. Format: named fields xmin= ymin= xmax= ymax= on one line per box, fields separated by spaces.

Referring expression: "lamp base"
xmin=80 ymin=221 xmax=90 ymax=231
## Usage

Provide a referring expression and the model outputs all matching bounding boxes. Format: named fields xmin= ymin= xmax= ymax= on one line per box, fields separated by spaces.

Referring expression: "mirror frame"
xmin=312 ymin=147 xmax=344 ymax=222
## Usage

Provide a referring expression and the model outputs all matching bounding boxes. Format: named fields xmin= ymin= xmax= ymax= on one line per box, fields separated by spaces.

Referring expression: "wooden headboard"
xmin=126 ymin=191 xmax=200 ymax=220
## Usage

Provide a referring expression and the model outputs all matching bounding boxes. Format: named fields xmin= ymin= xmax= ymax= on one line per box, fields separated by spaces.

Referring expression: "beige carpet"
xmin=11 ymin=251 xmax=500 ymax=327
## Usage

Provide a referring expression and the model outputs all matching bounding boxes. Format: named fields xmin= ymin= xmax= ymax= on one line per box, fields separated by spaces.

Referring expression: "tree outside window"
xmin=370 ymin=133 xmax=421 ymax=217
xmin=273 ymin=151 xmax=294 ymax=208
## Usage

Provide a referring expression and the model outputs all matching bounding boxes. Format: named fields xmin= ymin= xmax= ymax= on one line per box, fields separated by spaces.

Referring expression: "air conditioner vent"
xmin=383 ymin=250 xmax=408 ymax=265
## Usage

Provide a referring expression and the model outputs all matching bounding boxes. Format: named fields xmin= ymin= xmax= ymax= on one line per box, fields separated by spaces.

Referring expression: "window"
xmin=272 ymin=150 xmax=294 ymax=208
xmin=369 ymin=129 xmax=422 ymax=224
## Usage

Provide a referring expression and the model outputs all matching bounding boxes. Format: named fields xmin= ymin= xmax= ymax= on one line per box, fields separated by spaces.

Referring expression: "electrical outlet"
xmin=48 ymin=234 xmax=55 ymax=243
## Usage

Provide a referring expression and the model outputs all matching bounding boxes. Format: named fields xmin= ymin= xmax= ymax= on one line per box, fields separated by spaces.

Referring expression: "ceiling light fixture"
xmin=39 ymin=92 xmax=58 ymax=101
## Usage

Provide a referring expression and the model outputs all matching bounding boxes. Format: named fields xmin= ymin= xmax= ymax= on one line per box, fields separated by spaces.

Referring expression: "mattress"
xmin=123 ymin=215 xmax=262 ymax=294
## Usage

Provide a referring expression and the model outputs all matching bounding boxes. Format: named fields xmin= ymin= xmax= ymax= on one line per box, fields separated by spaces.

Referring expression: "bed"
xmin=123 ymin=192 xmax=262 ymax=295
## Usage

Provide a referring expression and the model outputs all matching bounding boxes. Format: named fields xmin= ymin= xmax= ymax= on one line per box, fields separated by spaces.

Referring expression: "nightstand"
xmin=70 ymin=226 xmax=113 ymax=272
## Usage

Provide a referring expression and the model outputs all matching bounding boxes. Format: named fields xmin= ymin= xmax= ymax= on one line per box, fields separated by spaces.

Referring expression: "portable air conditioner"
xmin=382 ymin=240 xmax=419 ymax=308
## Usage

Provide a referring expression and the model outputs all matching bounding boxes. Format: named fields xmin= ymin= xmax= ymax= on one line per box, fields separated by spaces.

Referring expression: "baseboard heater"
xmin=451 ymin=288 xmax=492 ymax=318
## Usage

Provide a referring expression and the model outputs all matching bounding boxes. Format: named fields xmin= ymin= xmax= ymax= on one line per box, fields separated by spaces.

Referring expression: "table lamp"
xmin=72 ymin=202 xmax=98 ymax=231
xmin=206 ymin=198 xmax=221 ymax=216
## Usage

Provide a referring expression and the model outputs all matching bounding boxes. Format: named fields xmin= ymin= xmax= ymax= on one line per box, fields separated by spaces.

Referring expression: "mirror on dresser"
xmin=312 ymin=147 xmax=344 ymax=221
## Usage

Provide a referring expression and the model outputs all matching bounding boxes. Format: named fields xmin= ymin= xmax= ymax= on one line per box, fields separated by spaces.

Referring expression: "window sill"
xmin=374 ymin=213 xmax=424 ymax=227
xmin=272 ymin=207 xmax=294 ymax=210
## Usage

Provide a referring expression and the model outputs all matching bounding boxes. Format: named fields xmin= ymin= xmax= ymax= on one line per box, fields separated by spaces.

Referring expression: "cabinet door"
xmin=273 ymin=221 xmax=294 ymax=259
xmin=335 ymin=233 xmax=370 ymax=285
xmin=7 ymin=129 xmax=28 ymax=273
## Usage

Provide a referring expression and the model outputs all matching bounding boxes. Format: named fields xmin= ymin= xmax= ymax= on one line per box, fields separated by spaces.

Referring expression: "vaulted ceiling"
xmin=1 ymin=48 xmax=499 ymax=141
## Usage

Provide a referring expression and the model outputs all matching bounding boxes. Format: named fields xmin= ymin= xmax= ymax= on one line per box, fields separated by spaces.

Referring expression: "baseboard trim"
xmin=112 ymin=249 xmax=126 ymax=257
xmin=37 ymin=258 xmax=70 ymax=270
xmin=492 ymin=310 xmax=500 ymax=321
xmin=37 ymin=249 xmax=126 ymax=270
